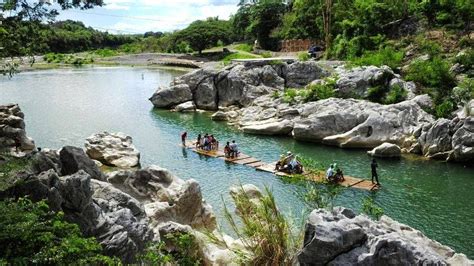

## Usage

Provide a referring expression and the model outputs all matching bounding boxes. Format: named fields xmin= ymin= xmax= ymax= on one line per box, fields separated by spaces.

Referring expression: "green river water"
xmin=0 ymin=66 xmax=472 ymax=257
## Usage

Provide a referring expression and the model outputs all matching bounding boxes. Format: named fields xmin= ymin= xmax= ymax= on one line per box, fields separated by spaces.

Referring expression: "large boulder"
xmin=449 ymin=117 xmax=474 ymax=162
xmin=293 ymin=96 xmax=434 ymax=148
xmin=107 ymin=166 xmax=216 ymax=230
xmin=0 ymin=104 xmax=35 ymax=154
xmin=59 ymin=146 xmax=105 ymax=181
xmin=194 ymin=76 xmax=217 ymax=110
xmin=149 ymin=84 xmax=193 ymax=108
xmin=174 ymin=101 xmax=196 ymax=112
xmin=335 ymin=65 xmax=395 ymax=98
xmin=85 ymin=132 xmax=140 ymax=168
xmin=285 ymin=61 xmax=330 ymax=88
xmin=241 ymin=119 xmax=293 ymax=135
xmin=417 ymin=119 xmax=453 ymax=160
xmin=367 ymin=142 xmax=402 ymax=158
xmin=298 ymin=207 xmax=473 ymax=265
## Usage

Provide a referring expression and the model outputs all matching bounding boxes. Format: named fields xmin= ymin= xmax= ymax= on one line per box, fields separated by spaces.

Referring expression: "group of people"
xmin=223 ymin=140 xmax=239 ymax=158
xmin=195 ymin=133 xmax=219 ymax=151
xmin=275 ymin=151 xmax=304 ymax=174
xmin=181 ymin=131 xmax=239 ymax=158
xmin=326 ymin=163 xmax=345 ymax=183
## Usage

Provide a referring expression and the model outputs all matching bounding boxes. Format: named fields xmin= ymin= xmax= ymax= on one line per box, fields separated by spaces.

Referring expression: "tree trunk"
xmin=322 ymin=0 xmax=333 ymax=59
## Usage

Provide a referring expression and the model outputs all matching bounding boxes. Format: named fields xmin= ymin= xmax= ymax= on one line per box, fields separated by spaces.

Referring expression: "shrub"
xmin=351 ymin=46 xmax=404 ymax=69
xmin=223 ymin=186 xmax=301 ymax=265
xmin=261 ymin=51 xmax=272 ymax=58
xmin=415 ymin=37 xmax=442 ymax=56
xmin=435 ymin=99 xmax=456 ymax=118
xmin=297 ymin=51 xmax=310 ymax=62
xmin=304 ymin=81 xmax=336 ymax=102
xmin=384 ymin=84 xmax=407 ymax=104
xmin=302 ymin=182 xmax=343 ymax=210
xmin=452 ymin=78 xmax=474 ymax=106
xmin=0 ymin=198 xmax=117 ymax=265
xmin=282 ymin=88 xmax=299 ymax=104
xmin=94 ymin=49 xmax=118 ymax=57
xmin=454 ymin=49 xmax=474 ymax=73
xmin=406 ymin=56 xmax=455 ymax=92
xmin=140 ymin=232 xmax=200 ymax=265
xmin=366 ymin=85 xmax=389 ymax=103
xmin=361 ymin=197 xmax=384 ymax=220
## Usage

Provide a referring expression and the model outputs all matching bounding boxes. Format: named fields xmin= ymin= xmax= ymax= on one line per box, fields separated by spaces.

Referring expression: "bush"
xmin=297 ymin=51 xmax=310 ymax=62
xmin=0 ymin=198 xmax=117 ymax=265
xmin=415 ymin=37 xmax=442 ymax=56
xmin=406 ymin=56 xmax=455 ymax=92
xmin=454 ymin=49 xmax=474 ymax=74
xmin=361 ymin=197 xmax=384 ymax=220
xmin=452 ymin=78 xmax=474 ymax=106
xmin=139 ymin=232 xmax=200 ymax=265
xmin=224 ymin=186 xmax=300 ymax=265
xmin=351 ymin=46 xmax=404 ymax=69
xmin=384 ymin=84 xmax=407 ymax=104
xmin=303 ymin=80 xmax=336 ymax=102
xmin=435 ymin=99 xmax=456 ymax=118
xmin=261 ymin=51 xmax=272 ymax=58
xmin=366 ymin=86 xmax=388 ymax=103
xmin=282 ymin=88 xmax=299 ymax=104
xmin=94 ymin=48 xmax=118 ymax=57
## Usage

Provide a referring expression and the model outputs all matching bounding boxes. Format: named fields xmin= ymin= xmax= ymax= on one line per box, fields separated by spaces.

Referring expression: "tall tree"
xmin=0 ymin=0 xmax=103 ymax=76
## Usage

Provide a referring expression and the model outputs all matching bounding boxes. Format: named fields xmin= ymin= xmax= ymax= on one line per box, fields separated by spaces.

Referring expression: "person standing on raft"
xmin=181 ymin=131 xmax=187 ymax=146
xmin=371 ymin=159 xmax=380 ymax=185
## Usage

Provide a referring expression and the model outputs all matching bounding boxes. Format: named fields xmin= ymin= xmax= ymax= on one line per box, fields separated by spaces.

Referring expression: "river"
xmin=1 ymin=66 xmax=472 ymax=257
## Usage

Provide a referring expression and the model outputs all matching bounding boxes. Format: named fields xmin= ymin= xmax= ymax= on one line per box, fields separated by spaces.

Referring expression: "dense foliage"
xmin=0 ymin=198 xmax=117 ymax=265
xmin=176 ymin=18 xmax=234 ymax=54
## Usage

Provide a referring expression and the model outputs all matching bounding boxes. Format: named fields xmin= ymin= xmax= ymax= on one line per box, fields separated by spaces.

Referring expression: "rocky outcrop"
xmin=149 ymin=61 xmax=329 ymax=110
xmin=174 ymin=101 xmax=196 ymax=112
xmin=414 ymin=116 xmax=474 ymax=162
xmin=0 ymin=149 xmax=152 ymax=263
xmin=106 ymin=166 xmax=216 ymax=231
xmin=234 ymin=95 xmax=434 ymax=149
xmin=60 ymin=146 xmax=105 ymax=180
xmin=367 ymin=142 xmax=402 ymax=158
xmin=335 ymin=65 xmax=395 ymax=98
xmin=0 ymin=104 xmax=35 ymax=154
xmin=298 ymin=207 xmax=473 ymax=265
xmin=85 ymin=132 xmax=140 ymax=168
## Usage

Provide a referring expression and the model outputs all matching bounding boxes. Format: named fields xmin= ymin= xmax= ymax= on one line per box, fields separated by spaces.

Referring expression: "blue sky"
xmin=56 ymin=0 xmax=240 ymax=34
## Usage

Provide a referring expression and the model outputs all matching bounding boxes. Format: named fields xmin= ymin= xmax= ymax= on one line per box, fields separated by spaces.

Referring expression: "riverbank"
xmin=149 ymin=59 xmax=474 ymax=164
xmin=2 ymin=67 xmax=473 ymax=259
xmin=1 ymin=103 xmax=472 ymax=264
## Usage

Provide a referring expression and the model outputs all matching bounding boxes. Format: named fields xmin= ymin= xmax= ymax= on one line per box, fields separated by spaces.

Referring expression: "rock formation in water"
xmin=0 ymin=104 xmax=35 ymax=154
xmin=149 ymin=61 xmax=473 ymax=162
xmin=298 ymin=207 xmax=473 ymax=265
xmin=85 ymin=131 xmax=140 ymax=168
xmin=0 ymin=141 xmax=229 ymax=263
xmin=367 ymin=142 xmax=402 ymax=158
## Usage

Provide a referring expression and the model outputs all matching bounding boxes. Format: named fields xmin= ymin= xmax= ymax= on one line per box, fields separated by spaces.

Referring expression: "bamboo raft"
xmin=183 ymin=141 xmax=379 ymax=191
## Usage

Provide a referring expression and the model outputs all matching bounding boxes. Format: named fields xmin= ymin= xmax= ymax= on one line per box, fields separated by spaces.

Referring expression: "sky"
xmin=55 ymin=0 xmax=240 ymax=34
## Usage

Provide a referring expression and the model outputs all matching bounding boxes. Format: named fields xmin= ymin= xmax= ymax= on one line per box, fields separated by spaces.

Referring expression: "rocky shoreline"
xmin=149 ymin=60 xmax=473 ymax=163
xmin=1 ymin=103 xmax=473 ymax=264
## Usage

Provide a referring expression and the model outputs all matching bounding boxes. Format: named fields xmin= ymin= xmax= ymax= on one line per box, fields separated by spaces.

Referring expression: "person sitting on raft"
xmin=275 ymin=151 xmax=293 ymax=171
xmin=210 ymin=135 xmax=219 ymax=150
xmin=196 ymin=134 xmax=202 ymax=148
xmin=326 ymin=164 xmax=335 ymax=182
xmin=334 ymin=163 xmax=345 ymax=182
xmin=224 ymin=142 xmax=231 ymax=157
xmin=229 ymin=140 xmax=239 ymax=158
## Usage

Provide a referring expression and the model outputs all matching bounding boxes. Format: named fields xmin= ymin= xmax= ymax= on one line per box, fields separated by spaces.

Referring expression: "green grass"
xmin=221 ymin=52 xmax=261 ymax=65
xmin=351 ymin=46 xmax=404 ymax=69
xmin=0 ymin=155 xmax=32 ymax=191
xmin=93 ymin=48 xmax=119 ymax=57
xmin=233 ymin=43 xmax=253 ymax=53
xmin=297 ymin=52 xmax=310 ymax=62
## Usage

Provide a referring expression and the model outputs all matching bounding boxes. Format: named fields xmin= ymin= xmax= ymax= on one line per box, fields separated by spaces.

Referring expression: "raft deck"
xmin=183 ymin=141 xmax=379 ymax=191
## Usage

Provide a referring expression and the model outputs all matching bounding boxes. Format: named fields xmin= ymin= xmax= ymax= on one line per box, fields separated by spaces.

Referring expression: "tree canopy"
xmin=176 ymin=18 xmax=233 ymax=54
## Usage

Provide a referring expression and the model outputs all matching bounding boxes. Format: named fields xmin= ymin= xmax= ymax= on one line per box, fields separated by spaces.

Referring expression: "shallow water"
xmin=1 ymin=66 xmax=472 ymax=257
